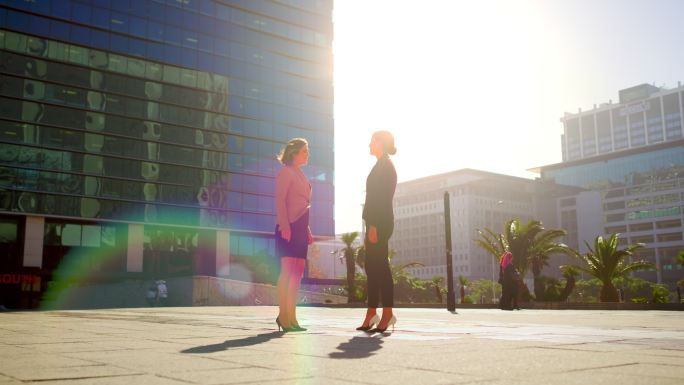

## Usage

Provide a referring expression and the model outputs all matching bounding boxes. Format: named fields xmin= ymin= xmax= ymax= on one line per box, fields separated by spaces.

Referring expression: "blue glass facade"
xmin=541 ymin=144 xmax=684 ymax=191
xmin=541 ymin=141 xmax=684 ymax=285
xmin=0 ymin=0 xmax=334 ymax=301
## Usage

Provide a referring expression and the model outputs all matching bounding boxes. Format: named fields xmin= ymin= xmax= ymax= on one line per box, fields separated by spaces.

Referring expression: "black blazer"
xmin=363 ymin=154 xmax=397 ymax=235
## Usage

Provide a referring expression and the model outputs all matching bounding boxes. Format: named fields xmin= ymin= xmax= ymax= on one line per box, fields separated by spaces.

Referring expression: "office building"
xmin=561 ymin=83 xmax=683 ymax=161
xmin=390 ymin=169 xmax=579 ymax=283
xmin=0 ymin=0 xmax=334 ymax=308
xmin=536 ymin=139 xmax=684 ymax=285
xmin=538 ymin=83 xmax=684 ymax=286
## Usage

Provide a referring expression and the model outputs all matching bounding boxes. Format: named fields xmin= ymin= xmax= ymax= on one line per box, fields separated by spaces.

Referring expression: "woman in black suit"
xmin=356 ymin=131 xmax=398 ymax=333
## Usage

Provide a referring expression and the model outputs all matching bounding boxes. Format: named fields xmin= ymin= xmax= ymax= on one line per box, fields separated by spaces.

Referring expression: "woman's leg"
xmin=361 ymin=308 xmax=378 ymax=327
xmin=361 ymin=251 xmax=378 ymax=327
xmin=378 ymin=252 xmax=394 ymax=308
xmin=365 ymin=241 xmax=380 ymax=312
xmin=277 ymin=257 xmax=293 ymax=326
xmin=501 ymin=282 xmax=512 ymax=310
xmin=376 ymin=238 xmax=395 ymax=328
xmin=512 ymin=282 xmax=520 ymax=309
xmin=288 ymin=258 xmax=306 ymax=326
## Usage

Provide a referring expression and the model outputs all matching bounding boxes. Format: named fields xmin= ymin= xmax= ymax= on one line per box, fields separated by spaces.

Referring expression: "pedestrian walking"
xmin=499 ymin=251 xmax=519 ymax=310
xmin=146 ymin=282 xmax=157 ymax=306
xmin=156 ymin=280 xmax=168 ymax=306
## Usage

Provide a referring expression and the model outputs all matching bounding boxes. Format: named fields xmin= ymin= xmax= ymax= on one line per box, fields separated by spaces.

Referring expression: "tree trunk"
xmin=600 ymin=281 xmax=619 ymax=302
xmin=532 ymin=262 xmax=544 ymax=301
xmin=558 ymin=275 xmax=575 ymax=302
xmin=533 ymin=274 xmax=544 ymax=301
xmin=518 ymin=280 xmax=532 ymax=302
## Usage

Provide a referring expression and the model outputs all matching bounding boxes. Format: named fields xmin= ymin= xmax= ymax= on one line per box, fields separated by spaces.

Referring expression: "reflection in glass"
xmin=1 ymin=23 xmax=334 ymax=233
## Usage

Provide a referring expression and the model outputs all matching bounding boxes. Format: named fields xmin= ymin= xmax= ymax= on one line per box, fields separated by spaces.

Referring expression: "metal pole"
xmin=492 ymin=257 xmax=496 ymax=303
xmin=444 ymin=191 xmax=456 ymax=311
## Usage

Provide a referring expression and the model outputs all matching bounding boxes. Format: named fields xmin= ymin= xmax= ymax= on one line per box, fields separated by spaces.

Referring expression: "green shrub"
xmin=651 ymin=284 xmax=670 ymax=303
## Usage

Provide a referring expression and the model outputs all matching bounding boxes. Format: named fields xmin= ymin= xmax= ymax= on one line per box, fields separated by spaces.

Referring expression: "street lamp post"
xmin=491 ymin=254 xmax=497 ymax=303
xmin=329 ymin=250 xmax=338 ymax=278
xmin=330 ymin=245 xmax=350 ymax=280
xmin=492 ymin=200 xmax=504 ymax=303
xmin=444 ymin=191 xmax=456 ymax=312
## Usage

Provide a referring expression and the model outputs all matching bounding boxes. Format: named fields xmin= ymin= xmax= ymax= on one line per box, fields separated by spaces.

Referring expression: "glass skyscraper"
xmin=0 ymin=0 xmax=334 ymax=308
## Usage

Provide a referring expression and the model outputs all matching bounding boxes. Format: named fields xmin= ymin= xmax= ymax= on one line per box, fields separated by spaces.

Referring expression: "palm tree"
xmin=569 ymin=234 xmax=652 ymax=302
xmin=390 ymin=261 xmax=424 ymax=282
xmin=390 ymin=261 xmax=425 ymax=303
xmin=458 ymin=275 xmax=469 ymax=303
xmin=340 ymin=232 xmax=360 ymax=303
xmin=388 ymin=249 xmax=425 ymax=283
xmin=475 ymin=227 xmax=507 ymax=265
xmin=504 ymin=219 xmax=545 ymax=274
xmin=558 ymin=265 xmax=580 ymax=302
xmin=677 ymin=251 xmax=684 ymax=290
xmin=431 ymin=276 xmax=444 ymax=303
xmin=476 ymin=219 xmax=571 ymax=300
xmin=528 ymin=228 xmax=571 ymax=300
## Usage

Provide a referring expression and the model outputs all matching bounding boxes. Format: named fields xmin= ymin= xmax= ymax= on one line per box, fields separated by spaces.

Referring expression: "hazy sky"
xmin=331 ymin=0 xmax=684 ymax=234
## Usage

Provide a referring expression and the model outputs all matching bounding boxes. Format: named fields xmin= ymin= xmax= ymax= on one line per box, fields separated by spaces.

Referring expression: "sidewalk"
xmin=1 ymin=307 xmax=683 ymax=384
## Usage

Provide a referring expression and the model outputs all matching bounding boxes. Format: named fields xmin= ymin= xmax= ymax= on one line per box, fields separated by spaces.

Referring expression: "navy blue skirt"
xmin=275 ymin=210 xmax=309 ymax=259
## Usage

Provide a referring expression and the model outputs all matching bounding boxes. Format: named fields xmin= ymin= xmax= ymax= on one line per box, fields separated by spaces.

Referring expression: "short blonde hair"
xmin=277 ymin=138 xmax=308 ymax=165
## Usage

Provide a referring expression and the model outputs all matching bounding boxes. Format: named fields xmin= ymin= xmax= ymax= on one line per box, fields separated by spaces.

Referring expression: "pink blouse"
xmin=275 ymin=165 xmax=311 ymax=233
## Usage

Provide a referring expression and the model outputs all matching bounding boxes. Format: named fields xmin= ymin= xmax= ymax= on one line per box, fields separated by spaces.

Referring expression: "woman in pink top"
xmin=275 ymin=138 xmax=313 ymax=332
xmin=498 ymin=251 xmax=519 ymax=310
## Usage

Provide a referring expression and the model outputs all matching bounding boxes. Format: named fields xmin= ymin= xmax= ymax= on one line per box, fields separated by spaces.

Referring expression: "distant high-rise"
xmin=0 ymin=0 xmax=334 ymax=308
xmin=539 ymin=83 xmax=684 ymax=286
xmin=561 ymin=83 xmax=683 ymax=161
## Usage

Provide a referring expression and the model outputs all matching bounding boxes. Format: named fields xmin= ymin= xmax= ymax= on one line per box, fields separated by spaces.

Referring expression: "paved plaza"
xmin=0 ymin=307 xmax=683 ymax=384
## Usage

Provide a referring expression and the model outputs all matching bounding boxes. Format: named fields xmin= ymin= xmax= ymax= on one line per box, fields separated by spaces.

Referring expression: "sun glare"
xmin=333 ymin=1 xmax=562 ymax=231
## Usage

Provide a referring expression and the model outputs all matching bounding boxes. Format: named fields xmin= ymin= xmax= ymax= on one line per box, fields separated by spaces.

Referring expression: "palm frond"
xmin=559 ymin=264 xmax=580 ymax=279
xmin=575 ymin=233 xmax=649 ymax=284
xmin=341 ymin=232 xmax=359 ymax=248
xmin=475 ymin=228 xmax=505 ymax=261
xmin=565 ymin=264 xmax=597 ymax=280
xmin=616 ymin=260 xmax=654 ymax=275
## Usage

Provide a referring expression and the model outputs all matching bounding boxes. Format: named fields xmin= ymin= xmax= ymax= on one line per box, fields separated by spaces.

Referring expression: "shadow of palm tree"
xmin=181 ymin=331 xmax=284 ymax=354
xmin=328 ymin=336 xmax=384 ymax=359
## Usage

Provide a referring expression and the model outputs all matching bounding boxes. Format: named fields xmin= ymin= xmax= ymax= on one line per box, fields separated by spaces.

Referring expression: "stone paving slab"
xmin=1 ymin=307 xmax=683 ymax=384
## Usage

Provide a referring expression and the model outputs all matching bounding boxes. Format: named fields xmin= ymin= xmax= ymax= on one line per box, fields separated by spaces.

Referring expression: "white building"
xmin=308 ymin=234 xmax=362 ymax=280
xmin=390 ymin=169 xmax=582 ymax=283
xmin=561 ymin=83 xmax=683 ymax=161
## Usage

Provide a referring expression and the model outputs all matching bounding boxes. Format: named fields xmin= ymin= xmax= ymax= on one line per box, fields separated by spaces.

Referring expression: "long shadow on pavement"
xmin=328 ymin=336 xmax=384 ymax=359
xmin=181 ymin=331 xmax=285 ymax=353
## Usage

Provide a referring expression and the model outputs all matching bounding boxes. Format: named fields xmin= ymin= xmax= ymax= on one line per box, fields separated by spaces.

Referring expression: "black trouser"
xmin=501 ymin=280 xmax=518 ymax=310
xmin=365 ymin=226 xmax=394 ymax=308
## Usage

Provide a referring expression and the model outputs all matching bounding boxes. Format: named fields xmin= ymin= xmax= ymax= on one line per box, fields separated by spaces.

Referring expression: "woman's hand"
xmin=281 ymin=227 xmax=292 ymax=242
xmin=307 ymin=226 xmax=314 ymax=245
xmin=368 ymin=226 xmax=378 ymax=244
